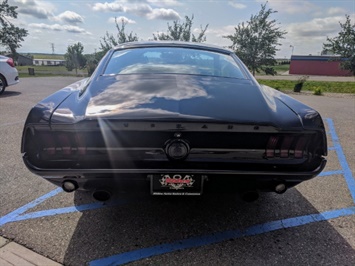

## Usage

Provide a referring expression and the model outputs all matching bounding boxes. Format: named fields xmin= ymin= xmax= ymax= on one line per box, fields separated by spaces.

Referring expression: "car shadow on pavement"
xmin=0 ymin=91 xmax=21 ymax=98
xmin=62 ymin=187 xmax=355 ymax=265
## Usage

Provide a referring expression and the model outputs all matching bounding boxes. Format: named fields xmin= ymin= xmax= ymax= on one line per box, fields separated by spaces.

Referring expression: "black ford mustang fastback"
xmin=21 ymin=42 xmax=327 ymax=201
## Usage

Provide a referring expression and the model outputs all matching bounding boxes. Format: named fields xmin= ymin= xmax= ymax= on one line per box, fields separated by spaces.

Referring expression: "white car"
xmin=0 ymin=55 xmax=19 ymax=95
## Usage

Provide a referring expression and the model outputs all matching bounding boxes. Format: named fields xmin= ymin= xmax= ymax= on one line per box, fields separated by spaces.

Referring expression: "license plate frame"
xmin=150 ymin=174 xmax=204 ymax=196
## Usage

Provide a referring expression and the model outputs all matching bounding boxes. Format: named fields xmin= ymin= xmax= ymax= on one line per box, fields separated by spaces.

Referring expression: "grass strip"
xmin=258 ymin=79 xmax=355 ymax=94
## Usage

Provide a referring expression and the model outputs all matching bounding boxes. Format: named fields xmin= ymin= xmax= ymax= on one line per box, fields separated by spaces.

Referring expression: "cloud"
xmin=29 ymin=23 xmax=91 ymax=35
xmin=126 ymin=3 xmax=153 ymax=17
xmin=96 ymin=0 xmax=182 ymax=7
xmin=14 ymin=0 xmax=54 ymax=19
xmin=146 ymin=0 xmax=182 ymax=6
xmin=146 ymin=8 xmax=180 ymax=20
xmin=327 ymin=7 xmax=346 ymax=16
xmin=228 ymin=1 xmax=247 ymax=9
xmin=108 ymin=16 xmax=136 ymax=24
xmin=54 ymin=11 xmax=84 ymax=25
xmin=91 ymin=1 xmax=180 ymax=20
xmin=287 ymin=16 xmax=344 ymax=38
xmin=92 ymin=2 xmax=125 ymax=12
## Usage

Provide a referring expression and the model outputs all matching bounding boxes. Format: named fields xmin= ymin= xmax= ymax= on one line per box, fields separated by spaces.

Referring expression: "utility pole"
xmin=50 ymin=43 xmax=55 ymax=54
xmin=290 ymin=45 xmax=294 ymax=56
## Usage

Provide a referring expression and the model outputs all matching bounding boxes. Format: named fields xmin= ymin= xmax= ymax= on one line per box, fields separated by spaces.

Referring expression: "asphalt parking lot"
xmin=0 ymin=77 xmax=355 ymax=265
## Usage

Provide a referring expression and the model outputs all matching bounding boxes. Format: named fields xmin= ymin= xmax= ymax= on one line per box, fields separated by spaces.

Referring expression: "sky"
xmin=5 ymin=0 xmax=355 ymax=58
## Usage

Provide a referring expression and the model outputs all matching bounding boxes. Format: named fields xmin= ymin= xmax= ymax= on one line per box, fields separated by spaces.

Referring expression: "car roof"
xmin=112 ymin=41 xmax=234 ymax=54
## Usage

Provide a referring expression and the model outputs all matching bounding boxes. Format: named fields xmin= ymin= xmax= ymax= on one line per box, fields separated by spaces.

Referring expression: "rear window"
xmin=104 ymin=47 xmax=246 ymax=79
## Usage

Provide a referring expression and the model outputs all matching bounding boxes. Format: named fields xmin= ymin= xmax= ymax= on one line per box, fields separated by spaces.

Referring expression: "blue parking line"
xmin=10 ymin=199 xmax=130 ymax=223
xmin=318 ymin=170 xmax=343 ymax=177
xmin=0 ymin=192 xmax=148 ymax=226
xmin=0 ymin=188 xmax=62 ymax=227
xmin=89 ymin=207 xmax=355 ymax=266
xmin=0 ymin=195 xmax=139 ymax=226
xmin=326 ymin=118 xmax=355 ymax=203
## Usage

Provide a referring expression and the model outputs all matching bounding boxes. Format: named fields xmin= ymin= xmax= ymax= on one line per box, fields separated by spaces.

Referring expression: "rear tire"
xmin=0 ymin=75 xmax=6 ymax=95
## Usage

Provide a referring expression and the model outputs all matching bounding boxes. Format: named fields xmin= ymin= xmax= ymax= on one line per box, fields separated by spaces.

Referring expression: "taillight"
xmin=75 ymin=133 xmax=87 ymax=155
xmin=294 ymin=137 xmax=307 ymax=158
xmin=280 ymin=136 xmax=294 ymax=158
xmin=58 ymin=134 xmax=71 ymax=155
xmin=266 ymin=136 xmax=279 ymax=158
xmin=266 ymin=135 xmax=308 ymax=159
xmin=6 ymin=58 xmax=15 ymax=68
xmin=42 ymin=133 xmax=56 ymax=155
xmin=41 ymin=132 xmax=86 ymax=157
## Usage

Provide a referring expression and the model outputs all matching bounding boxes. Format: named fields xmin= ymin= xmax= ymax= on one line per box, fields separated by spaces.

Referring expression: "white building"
xmin=33 ymin=59 xmax=65 ymax=66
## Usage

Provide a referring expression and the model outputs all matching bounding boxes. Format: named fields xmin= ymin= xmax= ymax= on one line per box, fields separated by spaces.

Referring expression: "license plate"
xmin=151 ymin=174 xmax=203 ymax=196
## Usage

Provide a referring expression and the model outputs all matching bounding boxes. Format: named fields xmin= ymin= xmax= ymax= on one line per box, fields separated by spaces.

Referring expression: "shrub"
xmin=313 ymin=87 xmax=323 ymax=95
xmin=264 ymin=67 xmax=277 ymax=76
xmin=293 ymin=75 xmax=309 ymax=92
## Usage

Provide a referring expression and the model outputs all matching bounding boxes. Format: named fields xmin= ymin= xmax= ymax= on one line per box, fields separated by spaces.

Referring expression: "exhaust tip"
xmin=241 ymin=190 xmax=259 ymax=202
xmin=93 ymin=190 xmax=111 ymax=202
xmin=274 ymin=183 xmax=287 ymax=194
xmin=62 ymin=180 xmax=78 ymax=193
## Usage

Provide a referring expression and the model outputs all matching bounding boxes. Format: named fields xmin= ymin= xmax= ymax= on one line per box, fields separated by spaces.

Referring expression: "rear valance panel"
xmin=23 ymin=122 xmax=324 ymax=173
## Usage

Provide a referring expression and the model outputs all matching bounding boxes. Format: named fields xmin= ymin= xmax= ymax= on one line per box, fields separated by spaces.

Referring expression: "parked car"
xmin=0 ymin=55 xmax=19 ymax=95
xmin=21 ymin=42 xmax=327 ymax=201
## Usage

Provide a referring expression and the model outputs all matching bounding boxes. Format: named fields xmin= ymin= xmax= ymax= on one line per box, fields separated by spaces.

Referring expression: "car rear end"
xmin=22 ymin=117 xmax=327 ymax=197
xmin=0 ymin=56 xmax=19 ymax=94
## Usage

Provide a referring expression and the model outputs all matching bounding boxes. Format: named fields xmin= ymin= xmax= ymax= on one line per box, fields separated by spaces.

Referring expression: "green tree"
xmin=224 ymin=3 xmax=286 ymax=76
xmin=85 ymin=53 xmax=101 ymax=76
xmin=323 ymin=15 xmax=355 ymax=76
xmin=153 ymin=15 xmax=208 ymax=42
xmin=64 ymin=42 xmax=87 ymax=75
xmin=100 ymin=18 xmax=138 ymax=56
xmin=0 ymin=0 xmax=28 ymax=58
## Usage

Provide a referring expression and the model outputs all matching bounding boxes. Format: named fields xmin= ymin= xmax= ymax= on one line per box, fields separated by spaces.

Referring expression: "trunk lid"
xmin=52 ymin=74 xmax=302 ymax=129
